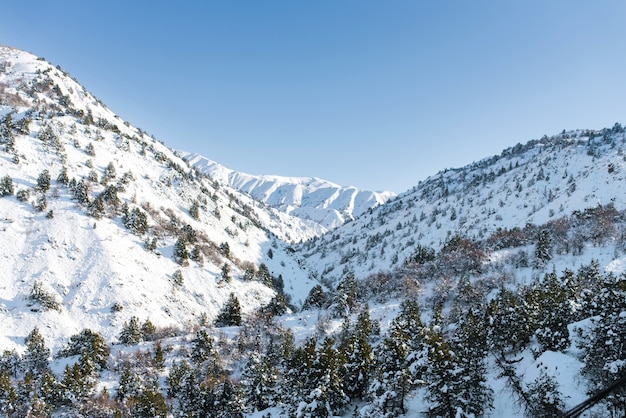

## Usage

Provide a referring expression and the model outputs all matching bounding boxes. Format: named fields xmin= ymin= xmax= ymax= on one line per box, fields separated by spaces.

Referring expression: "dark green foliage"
xmin=330 ymin=272 xmax=358 ymax=317
xmin=215 ymin=293 xmax=242 ymax=327
xmin=535 ymin=229 xmax=552 ymax=268
xmin=302 ymin=284 xmax=327 ymax=311
xmin=256 ymin=263 xmax=272 ymax=287
xmin=122 ymin=207 xmax=148 ymax=235
xmin=339 ymin=306 xmax=375 ymax=400
xmin=294 ymin=337 xmax=349 ymax=417
xmin=28 ymin=280 xmax=61 ymax=311
xmin=261 ymin=293 xmax=289 ymax=316
xmin=219 ymin=241 xmax=231 ymax=258
xmin=526 ymin=368 xmax=566 ymax=417
xmin=57 ymin=329 xmax=110 ymax=369
xmin=119 ymin=316 xmax=143 ymax=345
xmin=487 ymin=287 xmax=532 ymax=354
xmin=241 ymin=338 xmax=278 ymax=412
xmin=0 ymin=175 xmax=14 ymax=196
xmin=33 ymin=192 xmax=47 ymax=211
xmin=15 ymin=188 xmax=29 ymax=202
xmin=0 ymin=369 xmax=16 ymax=415
xmin=36 ymin=169 xmax=51 ymax=193
xmin=141 ymin=319 xmax=157 ymax=341
xmin=579 ymin=274 xmax=626 ymax=415
xmin=23 ymin=327 xmax=51 ymax=376
xmin=69 ymin=178 xmax=90 ymax=204
xmin=221 ymin=262 xmax=232 ymax=283
xmin=172 ymin=269 xmax=184 ymax=287
xmin=528 ymin=272 xmax=572 ymax=355
xmin=144 ymin=237 xmax=158 ymax=252
xmin=189 ymin=200 xmax=200 ymax=220
xmin=101 ymin=161 xmax=117 ymax=184
xmin=87 ymin=194 xmax=105 ymax=218
xmin=173 ymin=237 xmax=188 ymax=264
xmin=405 ymin=243 xmax=436 ymax=265
xmin=85 ymin=142 xmax=96 ymax=156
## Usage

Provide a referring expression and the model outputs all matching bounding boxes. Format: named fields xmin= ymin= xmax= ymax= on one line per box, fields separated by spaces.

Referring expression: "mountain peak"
xmin=184 ymin=152 xmax=396 ymax=231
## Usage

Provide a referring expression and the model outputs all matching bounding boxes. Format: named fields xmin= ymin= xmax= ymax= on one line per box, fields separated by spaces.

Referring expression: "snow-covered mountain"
xmin=3 ymin=45 xmax=626 ymax=417
xmin=298 ymin=127 xmax=626 ymax=284
xmin=183 ymin=152 xmax=395 ymax=231
xmin=0 ymin=45 xmax=319 ymax=351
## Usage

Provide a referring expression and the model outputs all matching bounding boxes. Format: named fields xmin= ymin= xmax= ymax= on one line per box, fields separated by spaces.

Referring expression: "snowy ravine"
xmin=1 ymin=44 xmax=626 ymax=417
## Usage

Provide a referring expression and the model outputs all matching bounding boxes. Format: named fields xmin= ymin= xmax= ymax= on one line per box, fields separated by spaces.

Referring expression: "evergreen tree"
xmin=448 ymin=308 xmax=494 ymax=417
xmin=241 ymin=337 xmax=278 ymax=412
xmin=0 ymin=369 xmax=16 ymax=415
xmin=119 ymin=316 xmax=143 ymax=345
xmin=122 ymin=207 xmax=148 ymax=235
xmin=330 ymin=272 xmax=358 ymax=317
xmin=214 ymin=379 xmax=245 ymax=417
xmin=302 ymin=284 xmax=327 ymax=310
xmin=173 ymin=236 xmax=189 ymax=264
xmin=526 ymin=368 xmax=566 ymax=417
xmin=23 ymin=327 xmax=50 ymax=376
xmin=215 ymin=293 xmax=242 ymax=327
xmin=221 ymin=262 xmax=232 ymax=283
xmin=56 ymin=167 xmax=69 ymax=185
xmin=534 ymin=229 xmax=552 ymax=268
xmin=57 ymin=328 xmax=110 ymax=369
xmin=579 ymin=274 xmax=626 ymax=416
xmin=528 ymin=272 xmax=572 ymax=355
xmin=0 ymin=175 xmax=14 ymax=196
xmin=339 ymin=306 xmax=375 ymax=400
xmin=363 ymin=335 xmax=412 ymax=417
xmin=36 ymin=169 xmax=51 ymax=193
xmin=297 ymin=337 xmax=349 ymax=417
xmin=487 ymin=287 xmax=532 ymax=354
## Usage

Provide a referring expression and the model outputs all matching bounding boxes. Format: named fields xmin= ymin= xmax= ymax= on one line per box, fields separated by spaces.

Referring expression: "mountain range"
xmin=1 ymin=45 xmax=626 ymax=416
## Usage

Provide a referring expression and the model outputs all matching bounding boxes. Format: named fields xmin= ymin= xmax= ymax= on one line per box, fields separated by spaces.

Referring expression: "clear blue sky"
xmin=2 ymin=1 xmax=626 ymax=193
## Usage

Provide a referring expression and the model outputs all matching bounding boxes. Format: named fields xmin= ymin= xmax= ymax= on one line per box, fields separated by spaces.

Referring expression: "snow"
xmin=184 ymin=152 xmax=395 ymax=231
xmin=0 ymin=45 xmax=318 ymax=353
xmin=1 ymin=45 xmax=626 ymax=417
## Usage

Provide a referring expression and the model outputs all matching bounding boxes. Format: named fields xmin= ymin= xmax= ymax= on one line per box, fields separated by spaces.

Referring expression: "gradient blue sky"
xmin=2 ymin=1 xmax=626 ymax=193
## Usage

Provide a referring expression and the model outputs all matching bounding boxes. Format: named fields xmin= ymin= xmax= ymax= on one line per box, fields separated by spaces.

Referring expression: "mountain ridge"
xmin=183 ymin=152 xmax=395 ymax=231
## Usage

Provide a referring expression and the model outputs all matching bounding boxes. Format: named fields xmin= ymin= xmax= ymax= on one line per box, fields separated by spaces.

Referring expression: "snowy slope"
xmin=298 ymin=128 xmax=626 ymax=284
xmin=0 ymin=45 xmax=319 ymax=352
xmin=184 ymin=152 xmax=395 ymax=231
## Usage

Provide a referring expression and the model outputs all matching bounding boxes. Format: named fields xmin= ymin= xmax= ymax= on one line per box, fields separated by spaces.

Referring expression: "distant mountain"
xmin=183 ymin=152 xmax=396 ymax=231
xmin=4 ymin=46 xmax=626 ymax=417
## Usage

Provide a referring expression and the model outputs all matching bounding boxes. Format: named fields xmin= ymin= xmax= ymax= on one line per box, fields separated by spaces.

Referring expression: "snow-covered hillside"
xmin=0 ymin=45 xmax=318 ymax=351
xmin=184 ymin=152 xmax=395 ymax=231
xmin=299 ymin=127 xmax=626 ymax=284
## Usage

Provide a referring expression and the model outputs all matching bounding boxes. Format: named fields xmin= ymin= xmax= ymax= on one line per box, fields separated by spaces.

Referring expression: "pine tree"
xmin=363 ymin=335 xmax=411 ymax=417
xmin=296 ymin=337 xmax=349 ymax=417
xmin=0 ymin=175 xmax=14 ymax=196
xmin=23 ymin=327 xmax=50 ymax=376
xmin=57 ymin=328 xmax=110 ymax=369
xmin=534 ymin=229 xmax=552 ymax=268
xmin=241 ymin=338 xmax=278 ymax=412
xmin=215 ymin=293 xmax=242 ymax=327
xmin=173 ymin=236 xmax=189 ymax=264
xmin=302 ymin=284 xmax=327 ymax=310
xmin=526 ymin=368 xmax=566 ymax=417
xmin=0 ymin=369 xmax=16 ymax=416
xmin=487 ymin=287 xmax=532 ymax=354
xmin=579 ymin=273 xmax=626 ymax=416
xmin=119 ymin=316 xmax=143 ymax=345
xmin=37 ymin=169 xmax=51 ymax=193
xmin=122 ymin=207 xmax=148 ymax=235
xmin=339 ymin=306 xmax=375 ymax=400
